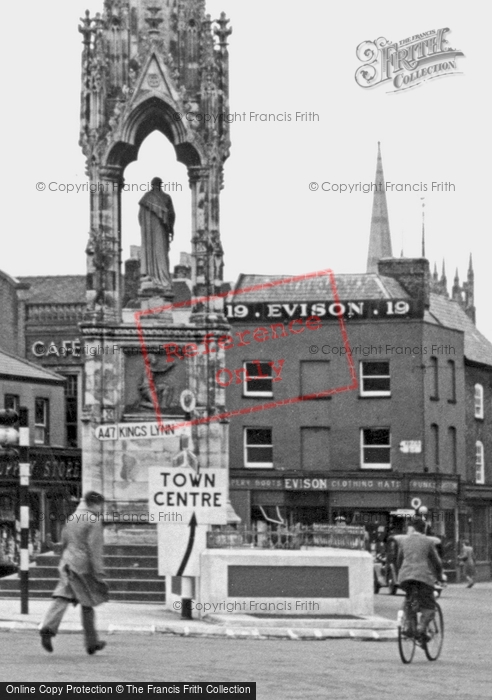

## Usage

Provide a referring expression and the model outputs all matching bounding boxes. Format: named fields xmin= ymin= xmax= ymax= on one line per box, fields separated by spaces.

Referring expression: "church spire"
xmin=452 ymin=268 xmax=462 ymax=302
xmin=367 ymin=142 xmax=393 ymax=273
xmin=464 ymin=253 xmax=476 ymax=322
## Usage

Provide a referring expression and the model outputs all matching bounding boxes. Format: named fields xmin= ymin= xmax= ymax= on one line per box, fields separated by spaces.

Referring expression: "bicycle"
xmin=397 ymin=586 xmax=444 ymax=663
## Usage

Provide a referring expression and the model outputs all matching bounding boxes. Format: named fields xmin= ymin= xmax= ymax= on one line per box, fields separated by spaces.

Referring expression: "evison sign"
xmin=225 ymin=299 xmax=421 ymax=322
xmin=148 ymin=467 xmax=228 ymax=524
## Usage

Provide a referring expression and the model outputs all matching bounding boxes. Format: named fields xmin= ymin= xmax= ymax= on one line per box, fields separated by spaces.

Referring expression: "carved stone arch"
xmin=105 ymin=96 xmax=203 ymax=171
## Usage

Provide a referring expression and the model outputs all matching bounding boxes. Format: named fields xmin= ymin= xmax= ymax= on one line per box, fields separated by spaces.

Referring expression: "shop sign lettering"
xmin=95 ymin=421 xmax=190 ymax=441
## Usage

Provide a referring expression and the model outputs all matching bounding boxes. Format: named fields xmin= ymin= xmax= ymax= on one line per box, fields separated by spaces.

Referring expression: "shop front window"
xmin=360 ymin=428 xmax=391 ymax=469
xmin=471 ymin=506 xmax=488 ymax=561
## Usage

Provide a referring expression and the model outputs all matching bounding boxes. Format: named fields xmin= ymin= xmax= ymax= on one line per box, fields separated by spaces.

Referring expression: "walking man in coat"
xmin=39 ymin=491 xmax=109 ymax=655
xmin=397 ymin=518 xmax=444 ymax=639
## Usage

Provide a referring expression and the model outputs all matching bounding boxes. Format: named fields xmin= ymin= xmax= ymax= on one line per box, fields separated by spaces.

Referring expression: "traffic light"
xmin=0 ymin=409 xmax=19 ymax=446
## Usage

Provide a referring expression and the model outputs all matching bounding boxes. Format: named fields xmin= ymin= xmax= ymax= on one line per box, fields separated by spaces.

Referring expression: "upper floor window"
xmin=447 ymin=360 xmax=456 ymax=402
xmin=64 ymin=374 xmax=78 ymax=448
xmin=243 ymin=362 xmax=273 ymax=397
xmin=448 ymin=427 xmax=457 ymax=474
xmin=430 ymin=357 xmax=439 ymax=400
xmin=34 ymin=398 xmax=49 ymax=445
xmin=474 ymin=384 xmax=484 ymax=419
xmin=360 ymin=361 xmax=390 ymax=397
xmin=4 ymin=394 xmax=20 ymax=413
xmin=430 ymin=423 xmax=439 ymax=467
xmin=475 ymin=441 xmax=485 ymax=484
xmin=360 ymin=428 xmax=391 ymax=469
xmin=244 ymin=428 xmax=273 ymax=468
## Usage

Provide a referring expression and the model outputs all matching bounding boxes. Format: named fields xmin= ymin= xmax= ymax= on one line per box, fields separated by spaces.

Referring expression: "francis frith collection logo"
xmin=355 ymin=28 xmax=464 ymax=92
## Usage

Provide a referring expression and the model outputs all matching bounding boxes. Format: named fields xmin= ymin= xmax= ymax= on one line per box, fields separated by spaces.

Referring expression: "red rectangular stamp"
xmin=134 ymin=269 xmax=358 ymax=430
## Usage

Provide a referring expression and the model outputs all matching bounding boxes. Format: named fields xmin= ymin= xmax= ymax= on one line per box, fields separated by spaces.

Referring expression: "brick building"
xmin=225 ymin=145 xmax=492 ymax=580
xmin=0 ymin=349 xmax=81 ymax=557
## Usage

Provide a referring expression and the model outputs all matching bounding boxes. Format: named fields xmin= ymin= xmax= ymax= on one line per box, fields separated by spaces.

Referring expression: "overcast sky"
xmin=2 ymin=2 xmax=491 ymax=336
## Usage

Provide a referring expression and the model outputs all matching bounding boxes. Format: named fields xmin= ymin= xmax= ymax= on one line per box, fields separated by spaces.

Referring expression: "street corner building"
xmin=225 ymin=145 xmax=492 ymax=583
xmin=0 ymin=291 xmax=82 ymax=565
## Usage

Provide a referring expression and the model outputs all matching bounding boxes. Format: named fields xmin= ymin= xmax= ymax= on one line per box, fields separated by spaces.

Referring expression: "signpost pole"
xmin=18 ymin=408 xmax=30 ymax=615
xmin=180 ymin=577 xmax=193 ymax=620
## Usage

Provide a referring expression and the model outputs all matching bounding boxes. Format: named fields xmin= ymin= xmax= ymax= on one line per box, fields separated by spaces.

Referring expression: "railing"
xmin=207 ymin=524 xmax=366 ymax=550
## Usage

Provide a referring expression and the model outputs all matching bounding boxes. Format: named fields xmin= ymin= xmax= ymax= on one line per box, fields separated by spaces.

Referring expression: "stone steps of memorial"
xmin=0 ymin=545 xmax=164 ymax=603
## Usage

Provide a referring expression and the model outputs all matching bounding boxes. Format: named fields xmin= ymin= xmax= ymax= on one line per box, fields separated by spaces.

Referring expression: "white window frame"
xmin=359 ymin=361 xmax=391 ymax=397
xmin=4 ymin=394 xmax=20 ymax=413
xmin=243 ymin=361 xmax=273 ymax=398
xmin=475 ymin=441 xmax=485 ymax=484
xmin=360 ymin=428 xmax=391 ymax=470
xmin=474 ymin=384 xmax=484 ymax=419
xmin=34 ymin=398 xmax=49 ymax=445
xmin=244 ymin=427 xmax=273 ymax=469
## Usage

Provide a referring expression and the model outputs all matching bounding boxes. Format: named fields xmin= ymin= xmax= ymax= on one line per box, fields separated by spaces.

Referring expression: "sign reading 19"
xmin=225 ymin=304 xmax=249 ymax=318
xmin=385 ymin=301 xmax=410 ymax=315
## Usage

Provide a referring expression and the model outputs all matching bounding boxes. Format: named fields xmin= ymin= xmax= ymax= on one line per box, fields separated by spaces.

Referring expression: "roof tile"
xmin=0 ymin=350 xmax=65 ymax=382
xmin=427 ymin=293 xmax=492 ymax=365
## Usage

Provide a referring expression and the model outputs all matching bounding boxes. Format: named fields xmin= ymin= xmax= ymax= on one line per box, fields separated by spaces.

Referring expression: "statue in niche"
xmin=138 ymin=176 xmax=175 ymax=291
xmin=138 ymin=355 xmax=177 ymax=411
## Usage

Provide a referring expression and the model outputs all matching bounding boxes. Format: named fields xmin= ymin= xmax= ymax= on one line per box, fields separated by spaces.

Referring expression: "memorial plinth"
xmin=195 ymin=548 xmax=374 ymax=617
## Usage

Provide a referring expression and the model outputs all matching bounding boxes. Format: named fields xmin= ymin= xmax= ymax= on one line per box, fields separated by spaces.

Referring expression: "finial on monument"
xmin=214 ymin=12 xmax=232 ymax=47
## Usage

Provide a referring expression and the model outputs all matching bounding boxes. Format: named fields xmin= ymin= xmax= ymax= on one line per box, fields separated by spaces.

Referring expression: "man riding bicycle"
xmin=397 ymin=518 xmax=444 ymax=638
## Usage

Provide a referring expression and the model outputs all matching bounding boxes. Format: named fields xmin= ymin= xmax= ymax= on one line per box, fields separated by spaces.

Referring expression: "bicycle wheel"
xmin=398 ymin=608 xmax=416 ymax=664
xmin=424 ymin=603 xmax=444 ymax=661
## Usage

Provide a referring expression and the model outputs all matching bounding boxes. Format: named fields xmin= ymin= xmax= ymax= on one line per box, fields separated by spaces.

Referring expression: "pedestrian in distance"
xmin=458 ymin=539 xmax=476 ymax=588
xmin=39 ymin=491 xmax=109 ymax=655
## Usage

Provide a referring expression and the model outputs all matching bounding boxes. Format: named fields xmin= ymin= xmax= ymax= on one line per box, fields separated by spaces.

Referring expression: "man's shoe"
xmin=87 ymin=641 xmax=106 ymax=655
xmin=40 ymin=629 xmax=54 ymax=653
xmin=467 ymin=582 xmax=475 ymax=588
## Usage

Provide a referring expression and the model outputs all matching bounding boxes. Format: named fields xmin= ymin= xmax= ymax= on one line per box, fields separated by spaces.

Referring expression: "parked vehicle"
xmin=374 ymin=538 xmax=399 ymax=594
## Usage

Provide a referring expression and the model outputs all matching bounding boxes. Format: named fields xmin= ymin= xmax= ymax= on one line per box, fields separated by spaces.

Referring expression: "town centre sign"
xmin=148 ymin=467 xmax=228 ymax=524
